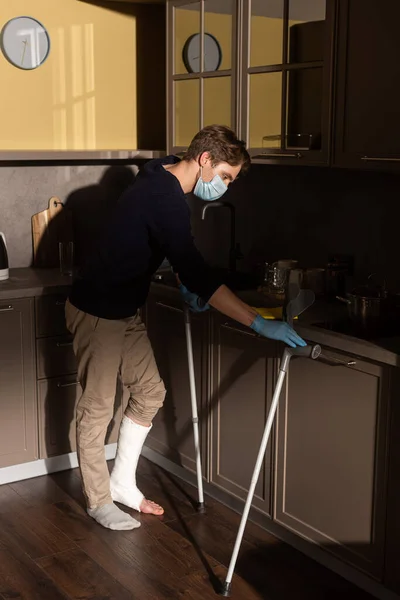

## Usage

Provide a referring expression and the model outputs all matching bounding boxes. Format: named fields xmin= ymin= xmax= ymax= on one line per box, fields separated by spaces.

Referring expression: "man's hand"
xmin=179 ymin=284 xmax=210 ymax=313
xmin=250 ymin=315 xmax=306 ymax=348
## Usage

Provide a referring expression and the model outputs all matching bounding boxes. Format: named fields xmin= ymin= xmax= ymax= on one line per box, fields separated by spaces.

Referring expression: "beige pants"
xmin=65 ymin=299 xmax=166 ymax=508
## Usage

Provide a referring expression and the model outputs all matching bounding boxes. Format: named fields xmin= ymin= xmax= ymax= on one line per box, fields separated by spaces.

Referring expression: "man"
xmin=66 ymin=125 xmax=305 ymax=531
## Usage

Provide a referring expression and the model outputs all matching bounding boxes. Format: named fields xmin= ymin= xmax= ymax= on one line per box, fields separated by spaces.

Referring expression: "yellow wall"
xmin=0 ymin=0 xmax=140 ymax=150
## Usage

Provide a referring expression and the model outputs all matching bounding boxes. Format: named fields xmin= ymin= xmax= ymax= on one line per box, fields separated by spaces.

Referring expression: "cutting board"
xmin=32 ymin=197 xmax=73 ymax=268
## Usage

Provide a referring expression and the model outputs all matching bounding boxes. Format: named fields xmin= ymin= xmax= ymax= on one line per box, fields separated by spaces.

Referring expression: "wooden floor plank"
xmin=33 ymin=500 xmax=189 ymax=599
xmin=10 ymin=473 xmax=71 ymax=507
xmin=0 ymin=507 xmax=76 ymax=561
xmin=0 ymin=484 xmax=30 ymax=515
xmin=0 ymin=457 xmax=379 ymax=600
xmin=0 ymin=536 xmax=68 ymax=600
xmin=37 ymin=547 xmax=137 ymax=600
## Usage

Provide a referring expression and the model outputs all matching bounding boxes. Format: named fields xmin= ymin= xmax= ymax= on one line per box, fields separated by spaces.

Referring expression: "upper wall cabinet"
xmin=241 ymin=0 xmax=336 ymax=165
xmin=333 ymin=0 xmax=400 ymax=171
xmin=167 ymin=0 xmax=336 ymax=166
xmin=167 ymin=0 xmax=238 ymax=154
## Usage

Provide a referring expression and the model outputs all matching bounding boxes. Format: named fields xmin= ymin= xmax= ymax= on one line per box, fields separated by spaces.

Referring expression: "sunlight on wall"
xmin=0 ymin=0 xmax=138 ymax=150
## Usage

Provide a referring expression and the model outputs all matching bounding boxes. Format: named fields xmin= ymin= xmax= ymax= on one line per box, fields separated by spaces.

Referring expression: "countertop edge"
xmin=2 ymin=271 xmax=399 ymax=368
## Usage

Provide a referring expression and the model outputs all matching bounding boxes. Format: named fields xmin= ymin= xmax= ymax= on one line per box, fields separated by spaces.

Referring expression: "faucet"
xmin=201 ymin=201 xmax=242 ymax=273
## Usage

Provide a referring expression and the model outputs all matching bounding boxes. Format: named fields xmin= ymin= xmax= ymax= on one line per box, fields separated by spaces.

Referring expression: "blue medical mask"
xmin=193 ymin=166 xmax=228 ymax=201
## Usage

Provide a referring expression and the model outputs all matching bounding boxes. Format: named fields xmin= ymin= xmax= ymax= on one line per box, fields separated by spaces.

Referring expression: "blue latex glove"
xmin=179 ymin=284 xmax=210 ymax=313
xmin=250 ymin=314 xmax=307 ymax=348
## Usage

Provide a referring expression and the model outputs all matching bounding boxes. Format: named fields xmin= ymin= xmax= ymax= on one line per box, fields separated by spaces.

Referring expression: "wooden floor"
xmin=0 ymin=458 xmax=377 ymax=600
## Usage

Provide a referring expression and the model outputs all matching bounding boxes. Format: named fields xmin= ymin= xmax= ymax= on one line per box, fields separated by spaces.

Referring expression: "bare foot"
xmin=140 ymin=498 xmax=164 ymax=515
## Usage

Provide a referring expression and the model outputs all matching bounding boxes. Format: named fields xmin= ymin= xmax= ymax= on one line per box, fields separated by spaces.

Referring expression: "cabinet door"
xmin=275 ymin=347 xmax=389 ymax=579
xmin=242 ymin=0 xmax=335 ymax=165
xmin=210 ymin=315 xmax=277 ymax=517
xmin=0 ymin=298 xmax=37 ymax=467
xmin=168 ymin=0 xmax=237 ymax=154
xmin=334 ymin=0 xmax=400 ymax=170
xmin=146 ymin=291 xmax=209 ymax=474
xmin=35 ymin=294 xmax=69 ymax=338
xmin=38 ymin=376 xmax=125 ymax=459
xmin=384 ymin=368 xmax=400 ymax=594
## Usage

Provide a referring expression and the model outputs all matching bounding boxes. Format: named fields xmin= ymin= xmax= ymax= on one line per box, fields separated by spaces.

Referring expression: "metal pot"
xmin=336 ymin=286 xmax=388 ymax=331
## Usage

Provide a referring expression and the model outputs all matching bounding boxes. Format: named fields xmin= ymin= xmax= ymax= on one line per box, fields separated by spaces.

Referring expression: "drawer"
xmin=38 ymin=375 xmax=81 ymax=458
xmin=35 ymin=294 xmax=69 ymax=338
xmin=36 ymin=335 xmax=77 ymax=379
xmin=38 ymin=375 xmax=126 ymax=458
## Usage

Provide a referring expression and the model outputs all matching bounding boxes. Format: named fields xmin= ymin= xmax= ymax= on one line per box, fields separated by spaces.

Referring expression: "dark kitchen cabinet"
xmin=384 ymin=368 xmax=400 ymax=595
xmin=0 ymin=298 xmax=37 ymax=467
xmin=146 ymin=287 xmax=209 ymax=474
xmin=242 ymin=0 xmax=336 ymax=166
xmin=167 ymin=0 xmax=238 ymax=154
xmin=275 ymin=344 xmax=389 ymax=579
xmin=210 ymin=314 xmax=277 ymax=517
xmin=334 ymin=0 xmax=400 ymax=171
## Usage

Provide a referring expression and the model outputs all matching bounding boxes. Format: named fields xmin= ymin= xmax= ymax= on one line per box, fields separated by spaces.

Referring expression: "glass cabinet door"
xmin=174 ymin=2 xmax=200 ymax=75
xmin=169 ymin=0 xmax=237 ymax=153
xmin=242 ymin=0 xmax=332 ymax=163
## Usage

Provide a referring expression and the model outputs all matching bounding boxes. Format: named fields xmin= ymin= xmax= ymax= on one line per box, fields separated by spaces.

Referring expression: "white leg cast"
xmin=110 ymin=416 xmax=152 ymax=512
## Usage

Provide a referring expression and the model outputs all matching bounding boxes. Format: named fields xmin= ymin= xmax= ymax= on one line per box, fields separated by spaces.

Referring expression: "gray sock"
xmin=87 ymin=502 xmax=140 ymax=530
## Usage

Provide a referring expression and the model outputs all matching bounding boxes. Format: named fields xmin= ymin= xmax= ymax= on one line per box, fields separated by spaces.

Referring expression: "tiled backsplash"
xmin=1 ymin=161 xmax=399 ymax=289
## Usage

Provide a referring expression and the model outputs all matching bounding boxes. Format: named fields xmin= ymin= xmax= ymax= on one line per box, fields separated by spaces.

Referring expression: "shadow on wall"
xmin=33 ymin=165 xmax=137 ymax=269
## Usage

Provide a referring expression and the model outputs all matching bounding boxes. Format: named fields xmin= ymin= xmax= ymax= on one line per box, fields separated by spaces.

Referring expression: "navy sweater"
xmin=69 ymin=156 xmax=222 ymax=319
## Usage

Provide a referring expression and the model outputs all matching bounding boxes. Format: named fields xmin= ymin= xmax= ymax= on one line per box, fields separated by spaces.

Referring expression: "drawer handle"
xmin=55 ymin=300 xmax=66 ymax=306
xmin=319 ymin=354 xmax=356 ymax=367
xmin=0 ymin=305 xmax=13 ymax=312
xmin=253 ymin=152 xmax=302 ymax=159
xmin=361 ymin=156 xmax=400 ymax=163
xmin=57 ymin=380 xmax=80 ymax=388
xmin=56 ymin=341 xmax=73 ymax=348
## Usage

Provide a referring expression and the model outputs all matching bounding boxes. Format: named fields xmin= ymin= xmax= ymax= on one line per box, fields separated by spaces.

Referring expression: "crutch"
xmin=221 ymin=287 xmax=319 ymax=597
xmin=183 ymin=304 xmax=206 ymax=512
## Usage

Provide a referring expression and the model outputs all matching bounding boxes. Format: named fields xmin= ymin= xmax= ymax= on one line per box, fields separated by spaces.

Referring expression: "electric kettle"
xmin=0 ymin=232 xmax=9 ymax=281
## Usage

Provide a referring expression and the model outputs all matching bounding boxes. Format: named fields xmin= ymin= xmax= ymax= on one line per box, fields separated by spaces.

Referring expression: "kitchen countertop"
xmin=0 ymin=267 xmax=73 ymax=300
xmin=2 ymin=268 xmax=400 ymax=368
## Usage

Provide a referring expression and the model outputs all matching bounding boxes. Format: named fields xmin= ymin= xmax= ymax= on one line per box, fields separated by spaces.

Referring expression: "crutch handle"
xmin=281 ymin=344 xmax=321 ymax=371
xmin=288 ymin=344 xmax=321 ymax=359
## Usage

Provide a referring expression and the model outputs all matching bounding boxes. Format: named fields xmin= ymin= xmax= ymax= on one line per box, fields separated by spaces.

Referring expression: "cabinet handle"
xmin=0 ymin=305 xmax=13 ymax=312
xmin=57 ymin=380 xmax=80 ymax=388
xmin=361 ymin=156 xmax=400 ymax=163
xmin=56 ymin=341 xmax=73 ymax=347
xmin=319 ymin=354 xmax=356 ymax=368
xmin=253 ymin=152 xmax=302 ymax=159
xmin=55 ymin=300 xmax=66 ymax=306
xmin=155 ymin=301 xmax=183 ymax=314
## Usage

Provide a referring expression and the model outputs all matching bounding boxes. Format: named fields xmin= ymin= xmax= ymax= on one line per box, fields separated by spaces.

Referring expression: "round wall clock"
xmin=182 ymin=33 xmax=222 ymax=73
xmin=0 ymin=17 xmax=50 ymax=70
